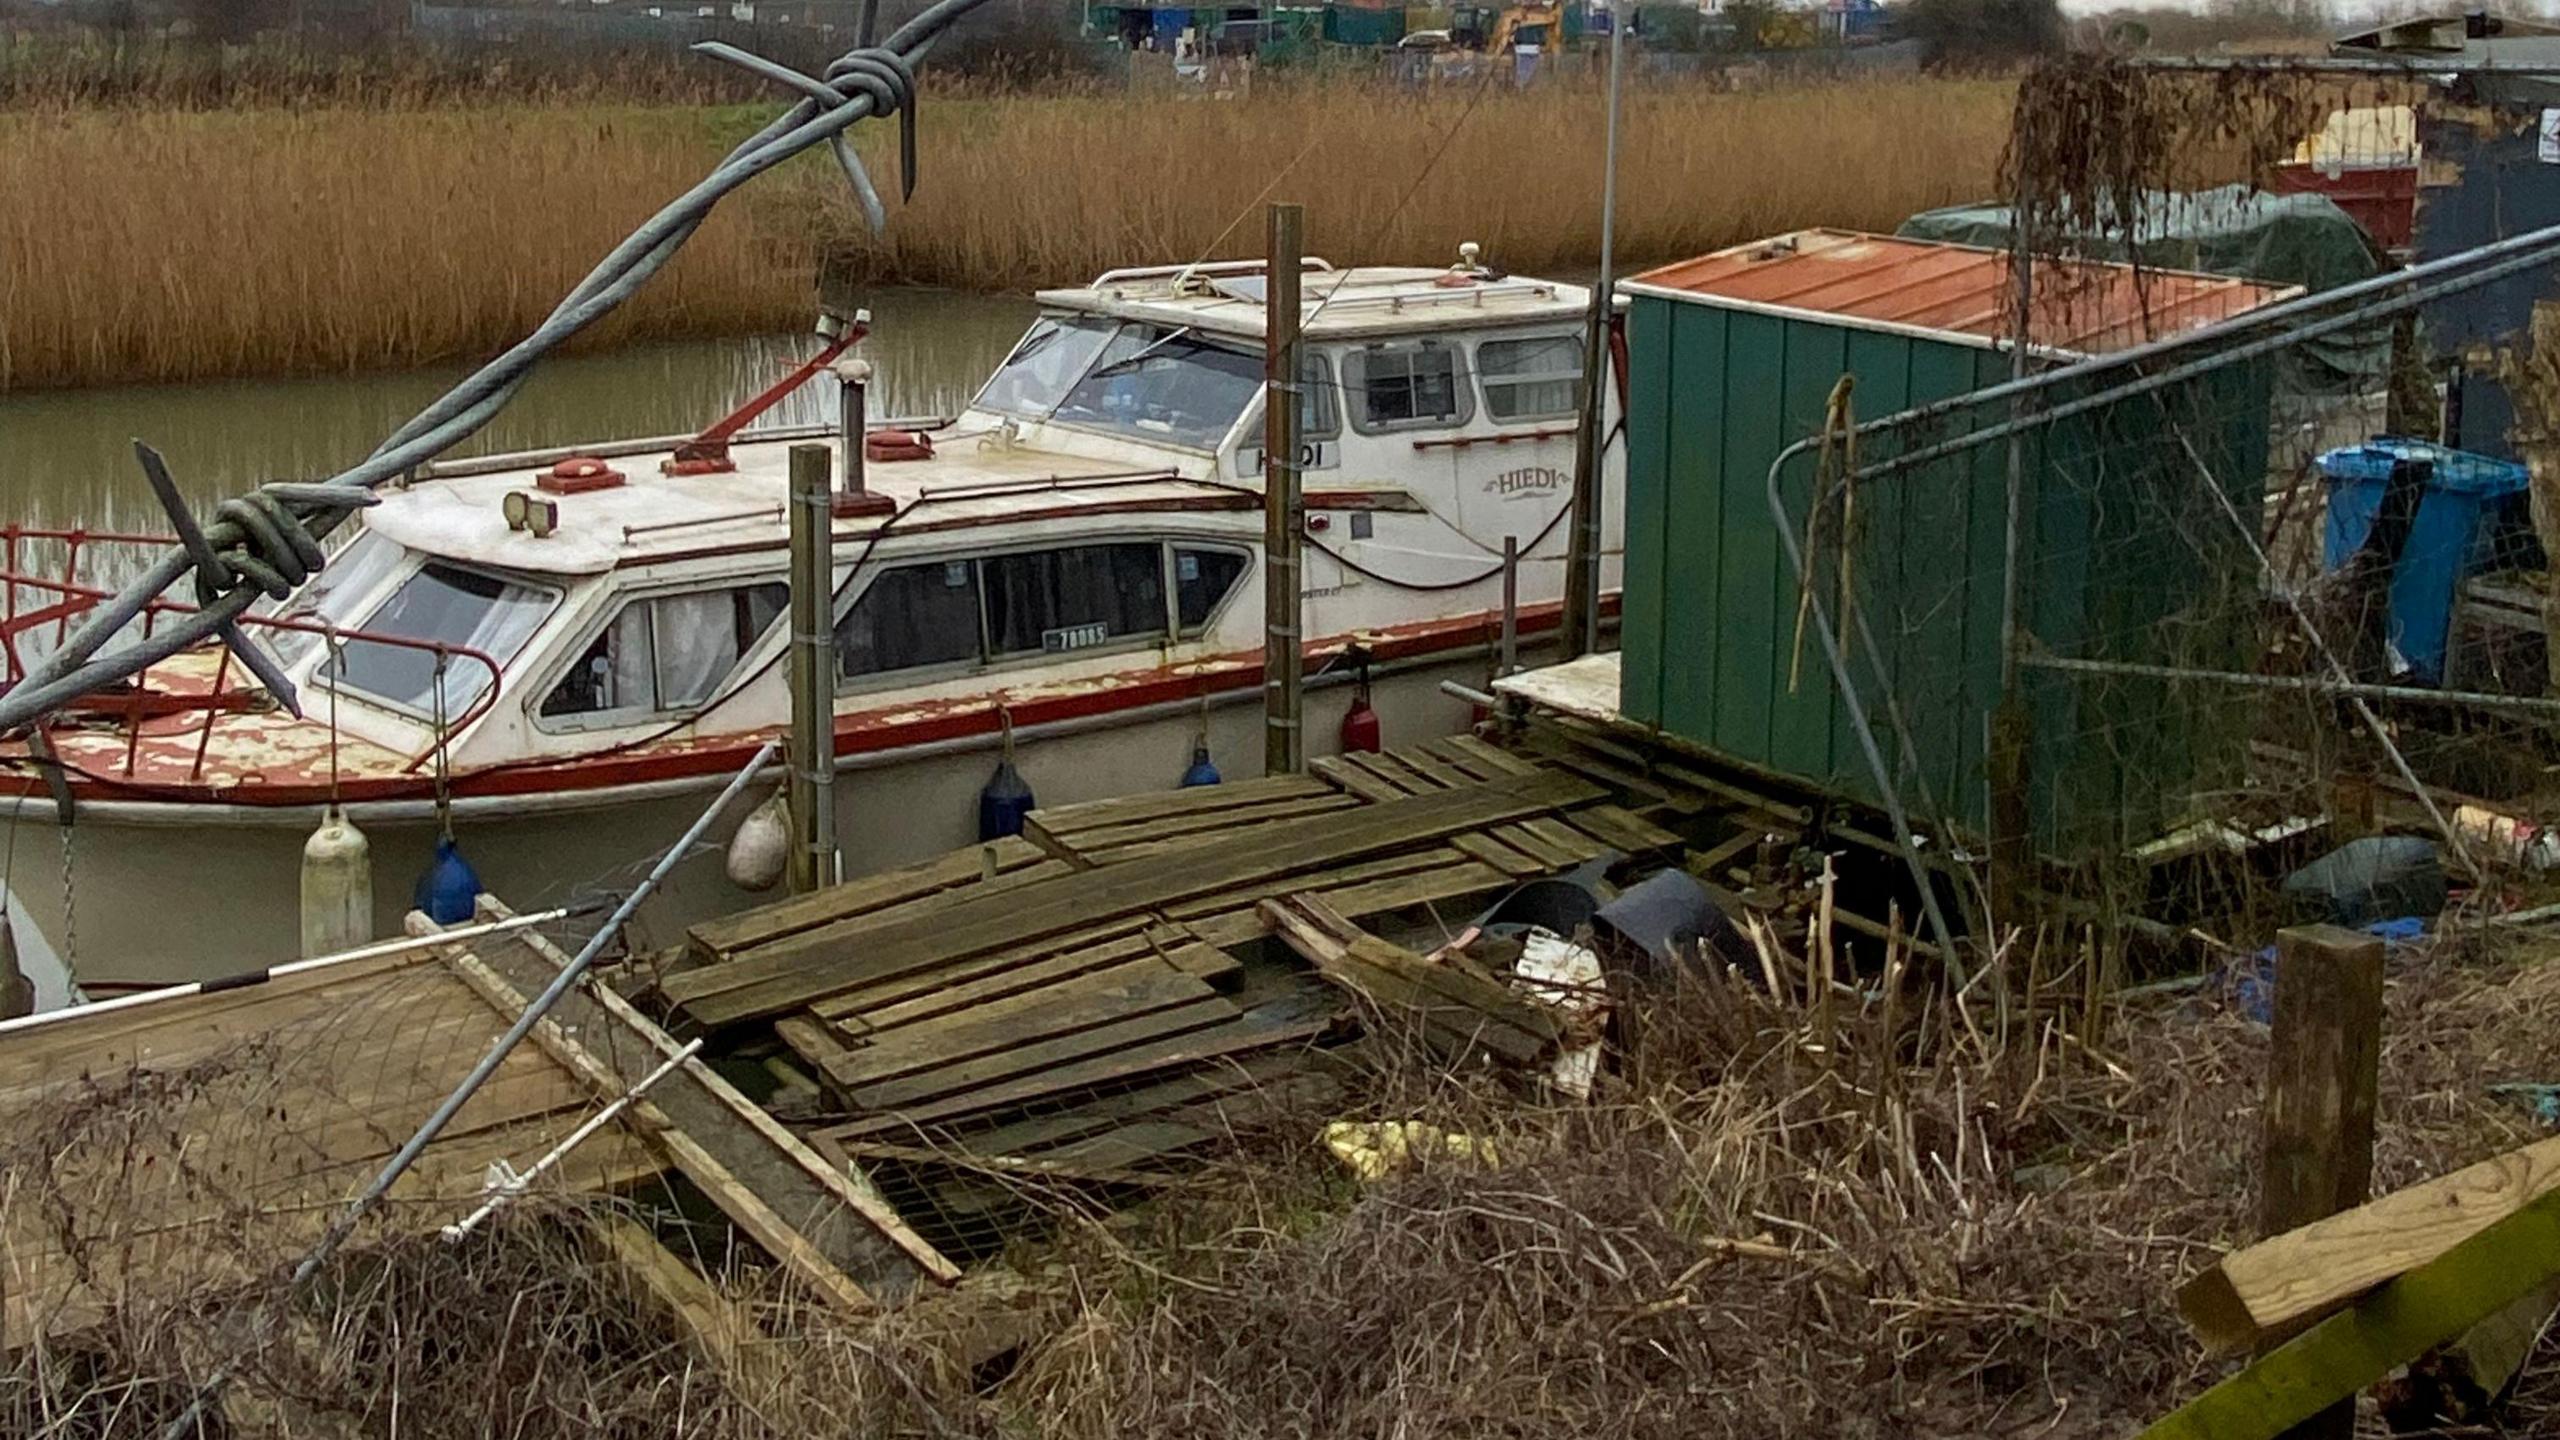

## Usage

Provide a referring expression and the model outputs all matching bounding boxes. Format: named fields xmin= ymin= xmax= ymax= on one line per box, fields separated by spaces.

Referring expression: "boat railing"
xmin=0 ymin=525 xmax=504 ymax=784
xmin=1088 ymin=257 xmax=1336 ymax=290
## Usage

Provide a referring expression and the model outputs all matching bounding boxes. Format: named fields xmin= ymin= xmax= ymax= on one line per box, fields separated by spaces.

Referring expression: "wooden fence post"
xmin=2261 ymin=922 xmax=2387 ymax=1439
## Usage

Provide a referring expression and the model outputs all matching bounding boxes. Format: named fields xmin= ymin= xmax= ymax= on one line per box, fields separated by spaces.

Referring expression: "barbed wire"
xmin=0 ymin=0 xmax=1001 ymax=735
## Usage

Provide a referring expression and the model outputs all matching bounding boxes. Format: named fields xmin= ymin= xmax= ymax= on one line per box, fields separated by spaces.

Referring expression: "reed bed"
xmin=0 ymin=105 xmax=815 ymax=391
xmin=803 ymin=74 xmax=2017 ymax=290
xmin=2 ymin=74 xmax=2012 ymax=390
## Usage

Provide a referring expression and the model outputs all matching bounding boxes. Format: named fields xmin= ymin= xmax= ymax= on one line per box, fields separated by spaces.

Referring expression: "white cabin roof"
xmin=1037 ymin=261 xmax=1592 ymax=342
xmin=363 ymin=433 xmax=1246 ymax=575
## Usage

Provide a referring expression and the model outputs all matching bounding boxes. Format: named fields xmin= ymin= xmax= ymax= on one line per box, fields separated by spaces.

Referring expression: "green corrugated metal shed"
xmin=1618 ymin=229 xmax=2294 ymax=854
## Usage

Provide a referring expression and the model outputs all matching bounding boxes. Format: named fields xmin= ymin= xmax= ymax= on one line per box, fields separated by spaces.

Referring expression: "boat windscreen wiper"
xmin=1078 ymin=326 xmax=1197 ymax=383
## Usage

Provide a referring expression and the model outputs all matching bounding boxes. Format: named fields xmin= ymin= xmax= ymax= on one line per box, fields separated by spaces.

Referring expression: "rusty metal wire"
xmin=0 ymin=4 xmax=993 ymax=735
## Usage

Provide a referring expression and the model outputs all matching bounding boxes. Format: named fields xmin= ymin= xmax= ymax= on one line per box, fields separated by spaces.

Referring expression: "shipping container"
xmin=1618 ymin=230 xmax=2297 ymax=853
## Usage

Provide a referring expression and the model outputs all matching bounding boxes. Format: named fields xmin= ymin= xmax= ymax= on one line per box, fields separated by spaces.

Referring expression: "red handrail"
xmin=0 ymin=556 xmax=507 ymax=782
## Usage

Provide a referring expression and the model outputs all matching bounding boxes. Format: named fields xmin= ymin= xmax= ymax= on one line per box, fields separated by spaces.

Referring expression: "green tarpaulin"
xmin=1898 ymin=185 xmax=2392 ymax=394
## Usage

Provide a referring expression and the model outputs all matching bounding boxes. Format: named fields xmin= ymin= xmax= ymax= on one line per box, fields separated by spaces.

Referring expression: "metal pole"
xmin=787 ymin=444 xmax=840 ymax=892
xmin=156 ymin=743 xmax=779 ymax=1440
xmin=1499 ymin=534 xmax=1520 ymax=678
xmin=1264 ymin=202 xmax=1307 ymax=776
xmin=1562 ymin=9 xmax=1623 ymax=661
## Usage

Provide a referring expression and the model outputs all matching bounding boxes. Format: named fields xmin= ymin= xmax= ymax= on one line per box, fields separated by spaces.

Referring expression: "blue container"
xmin=978 ymin=758 xmax=1037 ymax=841
xmin=2319 ymin=438 xmax=2532 ymax=684
xmin=413 ymin=837 xmax=483 ymax=926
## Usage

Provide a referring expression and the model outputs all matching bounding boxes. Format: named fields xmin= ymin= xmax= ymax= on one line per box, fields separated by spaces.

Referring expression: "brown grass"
xmin=1 ymin=74 xmax=2012 ymax=391
xmin=807 ymin=74 xmax=2017 ymax=292
xmin=12 ymin=920 xmax=2560 ymax=1438
xmin=0 ymin=105 xmax=816 ymax=391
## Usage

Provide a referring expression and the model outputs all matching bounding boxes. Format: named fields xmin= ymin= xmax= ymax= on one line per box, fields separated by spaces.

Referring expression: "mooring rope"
xmin=0 ymin=3 xmax=1001 ymax=735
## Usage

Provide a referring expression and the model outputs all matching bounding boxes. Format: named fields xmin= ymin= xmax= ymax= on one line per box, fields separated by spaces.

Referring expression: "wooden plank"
xmin=1158 ymin=848 xmax=1465 ymax=921
xmin=1261 ymin=899 xmax=1554 ymax=1066
xmin=2253 ymin=926 xmax=2383 ymax=1440
xmin=1185 ymin=860 xmax=1510 ymax=949
xmin=1566 ymin=803 xmax=1685 ymax=855
xmin=1437 ymin=732 xmax=1542 ymax=777
xmin=2380 ymin=1276 xmax=2560 ymax=1428
xmin=1023 ymin=773 xmax=1333 ymax=838
xmin=2138 ymin=1187 xmax=2560 ymax=1440
xmin=1415 ymin=736 xmax=1506 ymax=781
xmin=1452 ymin=831 xmax=1546 ymax=877
xmin=665 ymin=772 xmax=1604 ymax=1030
xmin=831 ymin=962 xmax=1219 ymax=1091
xmin=588 ymin=1214 xmax=756 ymax=1374
xmin=1309 ymin=754 xmax=1404 ymax=803
xmin=835 ymin=997 xmax=1243 ymax=1112
xmin=1058 ymin=793 xmax=1364 ymax=856
xmin=687 ymin=837 xmax=1047 ymax=961
xmin=1341 ymin=749 xmax=1439 ymax=795
xmin=439 ymin=946 xmax=881 ymax=1313
xmin=953 ymin=1054 xmax=1309 ymax=1158
xmin=823 ymin=1014 xmax=1332 ymax=1142
xmin=1030 ymin=1120 xmax=1220 ymax=1174
xmin=1388 ymin=745 xmax=1475 ymax=790
xmin=2180 ymin=1132 xmax=2560 ymax=1356
xmin=834 ymin=933 xmax=1154 ymax=1035
xmin=774 ymin=1014 xmax=854 ymax=1073
xmin=466 ymin=904 xmax=959 ymax=1290
xmin=1142 ymin=923 xmax=1245 ymax=988
xmin=811 ymin=920 xmax=1144 ymax=1026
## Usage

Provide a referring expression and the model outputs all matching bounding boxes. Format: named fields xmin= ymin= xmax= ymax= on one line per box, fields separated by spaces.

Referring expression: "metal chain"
xmin=56 ymin=820 xmax=72 ymax=976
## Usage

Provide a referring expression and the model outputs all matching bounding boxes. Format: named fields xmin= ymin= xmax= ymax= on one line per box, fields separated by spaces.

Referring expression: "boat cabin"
xmin=217 ymin=254 xmax=1609 ymax=782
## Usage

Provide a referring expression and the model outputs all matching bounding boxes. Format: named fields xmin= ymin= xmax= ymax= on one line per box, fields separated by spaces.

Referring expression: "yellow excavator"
xmin=1452 ymin=1 xmax=1566 ymax=55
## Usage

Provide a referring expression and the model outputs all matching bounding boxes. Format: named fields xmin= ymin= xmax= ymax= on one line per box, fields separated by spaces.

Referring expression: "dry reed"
xmin=2 ymin=74 xmax=2012 ymax=391
xmin=13 ymin=918 xmax=2560 ymax=1438
xmin=0 ymin=104 xmax=815 ymax=392
xmin=810 ymin=74 xmax=2017 ymax=291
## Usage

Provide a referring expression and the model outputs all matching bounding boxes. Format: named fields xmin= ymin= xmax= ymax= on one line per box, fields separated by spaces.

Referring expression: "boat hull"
xmin=0 ymin=654 xmax=1501 ymax=997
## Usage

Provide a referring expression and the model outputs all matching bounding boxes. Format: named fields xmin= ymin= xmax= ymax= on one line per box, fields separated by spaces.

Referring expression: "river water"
xmin=0 ymin=288 xmax=1039 ymax=536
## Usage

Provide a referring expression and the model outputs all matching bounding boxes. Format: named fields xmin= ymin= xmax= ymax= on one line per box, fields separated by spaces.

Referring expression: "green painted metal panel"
xmin=1713 ymin=309 xmax=1788 ymax=769
xmin=1771 ymin=321 xmax=1851 ymax=784
xmin=1661 ymin=303 xmax=1729 ymax=739
xmin=1620 ymin=297 xmax=1673 ymax=726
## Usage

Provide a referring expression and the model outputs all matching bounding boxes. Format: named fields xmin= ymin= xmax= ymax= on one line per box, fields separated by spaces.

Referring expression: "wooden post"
xmin=786 ymin=444 xmax=839 ymax=895
xmin=1263 ymin=202 xmax=1306 ymax=777
xmin=2260 ymin=922 xmax=2386 ymax=1439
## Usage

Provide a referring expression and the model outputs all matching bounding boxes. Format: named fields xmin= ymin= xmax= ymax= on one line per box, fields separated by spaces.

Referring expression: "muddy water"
xmin=0 ymin=288 xmax=1039 ymax=536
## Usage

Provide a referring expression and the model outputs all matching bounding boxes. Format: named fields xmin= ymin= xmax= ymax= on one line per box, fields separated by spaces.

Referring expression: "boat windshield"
xmin=318 ymin=561 xmax=557 ymax=717
xmin=974 ymin=314 xmax=1261 ymax=451
xmin=259 ymin=529 xmax=404 ymax=670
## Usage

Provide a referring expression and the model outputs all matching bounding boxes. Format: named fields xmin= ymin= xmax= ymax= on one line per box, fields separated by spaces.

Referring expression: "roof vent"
xmin=538 ymin=456 xmax=626 ymax=495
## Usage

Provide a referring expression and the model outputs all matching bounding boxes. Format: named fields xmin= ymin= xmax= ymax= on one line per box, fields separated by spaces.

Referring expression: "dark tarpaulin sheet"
xmin=1897 ymin=185 xmax=2393 ymax=394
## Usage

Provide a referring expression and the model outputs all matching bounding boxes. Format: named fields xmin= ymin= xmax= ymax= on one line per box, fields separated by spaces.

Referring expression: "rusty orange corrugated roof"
xmin=1625 ymin=229 xmax=2298 ymax=357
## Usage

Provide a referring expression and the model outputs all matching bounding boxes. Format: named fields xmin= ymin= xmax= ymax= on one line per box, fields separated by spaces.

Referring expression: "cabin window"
xmin=261 ymin=529 xmax=405 ymax=670
xmin=541 ymin=583 xmax=787 ymax=720
xmin=322 ymin=562 xmax=555 ymax=716
xmin=1345 ymin=340 xmax=1472 ymax=433
xmin=835 ymin=559 xmax=984 ymax=680
xmin=1298 ymin=351 xmax=1341 ymax=438
xmin=973 ymin=315 xmax=1121 ymax=418
xmin=1174 ymin=547 xmax=1250 ymax=635
xmin=1477 ymin=334 xmax=1585 ymax=422
xmin=983 ymin=543 xmax=1168 ymax=656
xmin=1049 ymin=329 xmax=1264 ymax=450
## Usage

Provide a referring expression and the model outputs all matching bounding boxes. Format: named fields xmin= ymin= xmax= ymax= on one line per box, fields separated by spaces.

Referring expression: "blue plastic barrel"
xmin=2318 ymin=437 xmax=2532 ymax=684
